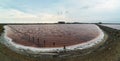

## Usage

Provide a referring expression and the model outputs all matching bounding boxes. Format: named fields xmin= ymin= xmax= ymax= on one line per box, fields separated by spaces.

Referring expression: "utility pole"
xmin=43 ymin=40 xmax=46 ymax=47
xmin=53 ymin=42 xmax=55 ymax=47
xmin=63 ymin=45 xmax=66 ymax=52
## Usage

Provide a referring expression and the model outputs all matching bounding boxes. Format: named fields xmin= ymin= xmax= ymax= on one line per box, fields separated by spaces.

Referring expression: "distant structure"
xmin=98 ymin=22 xmax=102 ymax=24
xmin=58 ymin=21 xmax=65 ymax=24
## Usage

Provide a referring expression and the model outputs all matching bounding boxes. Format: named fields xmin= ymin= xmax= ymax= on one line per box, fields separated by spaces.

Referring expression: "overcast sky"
xmin=0 ymin=0 xmax=120 ymax=23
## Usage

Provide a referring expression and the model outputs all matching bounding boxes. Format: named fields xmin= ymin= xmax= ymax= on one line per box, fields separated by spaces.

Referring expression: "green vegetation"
xmin=0 ymin=24 xmax=4 ymax=33
xmin=0 ymin=24 xmax=120 ymax=61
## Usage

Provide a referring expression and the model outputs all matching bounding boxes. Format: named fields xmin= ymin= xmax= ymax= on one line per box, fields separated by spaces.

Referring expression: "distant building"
xmin=58 ymin=21 xmax=65 ymax=24
xmin=98 ymin=22 xmax=102 ymax=24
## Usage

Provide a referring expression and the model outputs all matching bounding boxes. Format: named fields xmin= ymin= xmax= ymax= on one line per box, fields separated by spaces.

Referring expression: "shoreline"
xmin=1 ymin=24 xmax=105 ymax=55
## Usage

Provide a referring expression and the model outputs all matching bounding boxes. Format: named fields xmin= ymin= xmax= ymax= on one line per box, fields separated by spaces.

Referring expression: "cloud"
xmin=0 ymin=0 xmax=120 ymax=23
xmin=38 ymin=13 xmax=69 ymax=22
xmin=0 ymin=8 xmax=37 ymax=18
xmin=93 ymin=0 xmax=119 ymax=11
xmin=0 ymin=7 xmax=69 ymax=23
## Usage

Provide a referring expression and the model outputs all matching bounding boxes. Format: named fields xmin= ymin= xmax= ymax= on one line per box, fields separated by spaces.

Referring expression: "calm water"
xmin=102 ymin=24 xmax=120 ymax=30
xmin=5 ymin=24 xmax=100 ymax=47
